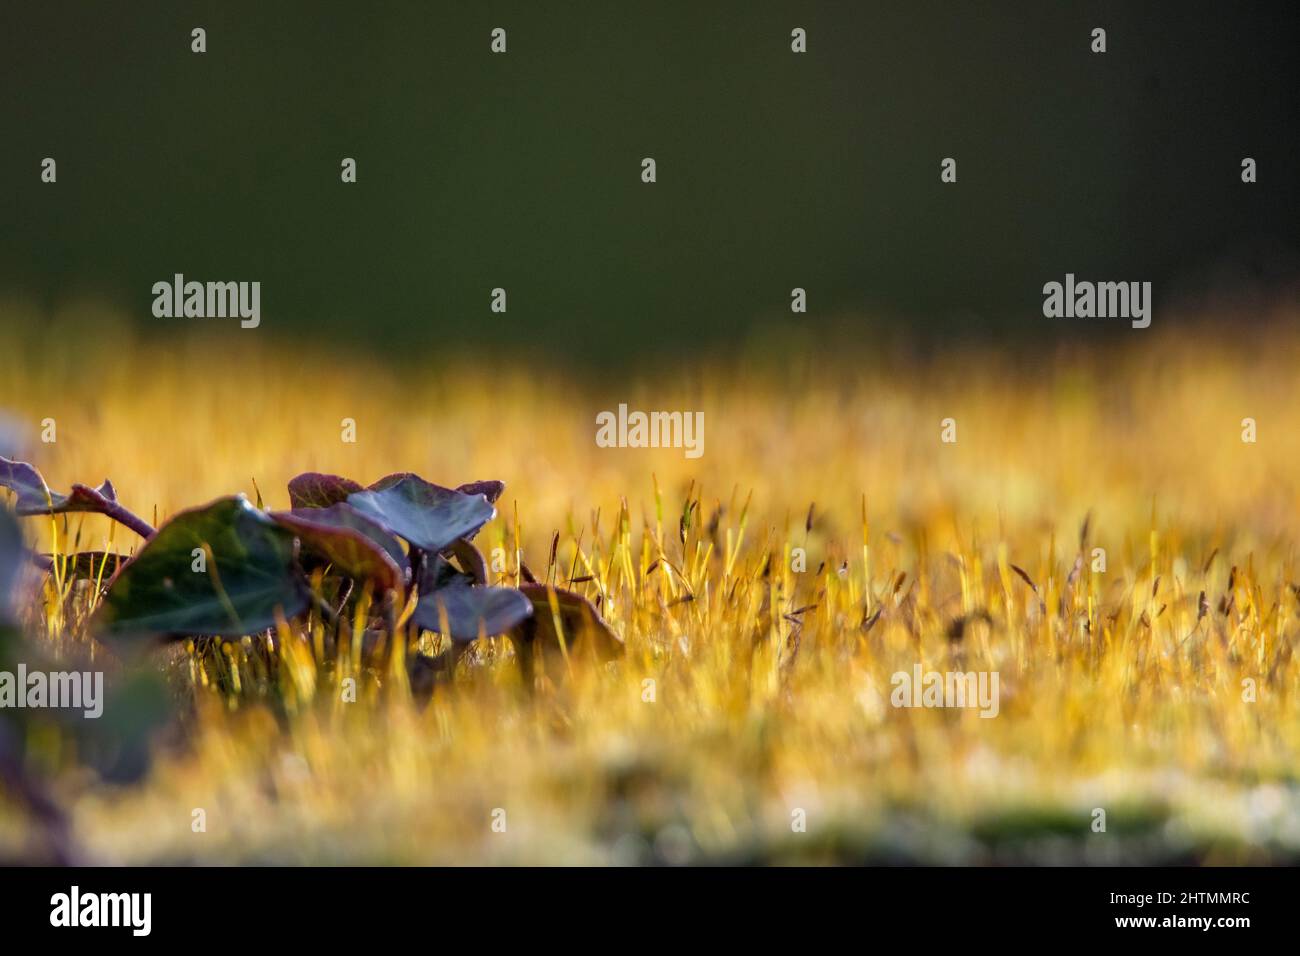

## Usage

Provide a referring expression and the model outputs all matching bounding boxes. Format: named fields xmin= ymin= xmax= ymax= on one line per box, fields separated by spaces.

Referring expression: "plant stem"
xmin=101 ymin=501 xmax=154 ymax=539
xmin=307 ymin=590 xmax=339 ymax=629
xmin=406 ymin=545 xmax=425 ymax=597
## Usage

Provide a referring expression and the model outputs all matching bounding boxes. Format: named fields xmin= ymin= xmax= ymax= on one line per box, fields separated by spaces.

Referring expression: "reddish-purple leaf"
xmin=447 ymin=537 xmax=488 ymax=584
xmin=0 ymin=457 xmax=152 ymax=538
xmin=456 ymin=480 xmax=505 ymax=505
xmin=347 ymin=474 xmax=496 ymax=552
xmin=270 ymin=503 xmax=407 ymax=592
xmin=0 ymin=456 xmax=117 ymax=516
xmin=513 ymin=583 xmax=623 ymax=661
xmin=287 ymin=472 xmax=365 ymax=510
xmin=412 ymin=557 xmax=531 ymax=642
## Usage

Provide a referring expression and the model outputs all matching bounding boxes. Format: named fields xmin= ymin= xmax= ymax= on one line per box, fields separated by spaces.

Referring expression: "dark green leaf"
xmin=93 ymin=496 xmax=308 ymax=641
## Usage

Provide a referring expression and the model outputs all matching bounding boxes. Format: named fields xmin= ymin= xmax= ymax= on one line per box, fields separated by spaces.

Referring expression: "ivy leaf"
xmin=513 ymin=584 xmax=624 ymax=661
xmin=287 ymin=472 xmax=365 ymax=510
xmin=0 ymin=456 xmax=152 ymax=538
xmin=270 ymin=503 xmax=408 ymax=592
xmin=456 ymin=480 xmax=505 ymax=505
xmin=0 ymin=455 xmax=117 ymax=516
xmin=411 ymin=557 xmax=532 ymax=642
xmin=347 ymin=474 xmax=496 ymax=553
xmin=446 ymin=537 xmax=488 ymax=584
xmin=93 ymin=496 xmax=307 ymax=641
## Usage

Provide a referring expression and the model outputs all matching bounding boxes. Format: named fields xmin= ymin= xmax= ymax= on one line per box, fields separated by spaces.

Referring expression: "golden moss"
xmin=2 ymin=299 xmax=1299 ymax=863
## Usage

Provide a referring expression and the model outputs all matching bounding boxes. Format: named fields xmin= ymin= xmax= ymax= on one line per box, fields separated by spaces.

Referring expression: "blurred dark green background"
xmin=2 ymin=1 xmax=1297 ymax=362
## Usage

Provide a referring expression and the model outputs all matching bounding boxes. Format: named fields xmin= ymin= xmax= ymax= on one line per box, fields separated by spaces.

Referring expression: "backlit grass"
xmin=2 ymin=299 xmax=1299 ymax=864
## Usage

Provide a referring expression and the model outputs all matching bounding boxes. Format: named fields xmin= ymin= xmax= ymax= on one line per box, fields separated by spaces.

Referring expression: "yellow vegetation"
xmin=2 ymin=299 xmax=1298 ymax=863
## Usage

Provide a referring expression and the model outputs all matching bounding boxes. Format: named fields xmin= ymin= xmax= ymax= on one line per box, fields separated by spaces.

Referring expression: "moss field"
xmin=2 ymin=301 xmax=1299 ymax=864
